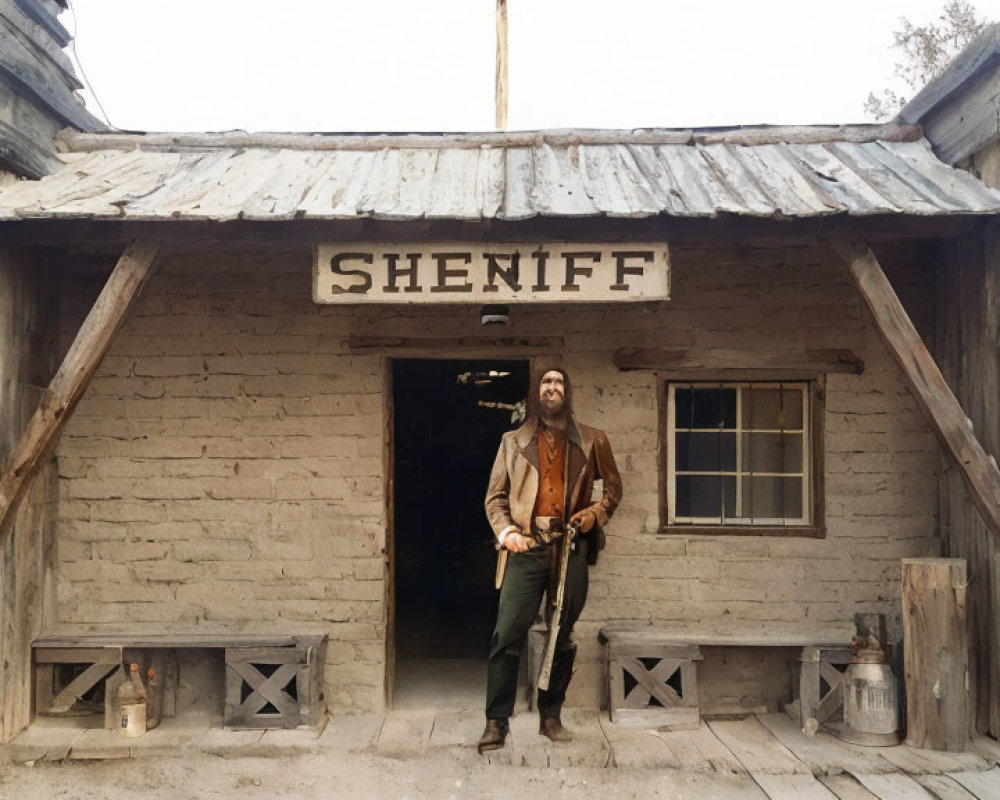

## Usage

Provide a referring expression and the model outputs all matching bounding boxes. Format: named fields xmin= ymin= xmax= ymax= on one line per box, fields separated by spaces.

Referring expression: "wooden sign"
xmin=313 ymin=243 xmax=670 ymax=304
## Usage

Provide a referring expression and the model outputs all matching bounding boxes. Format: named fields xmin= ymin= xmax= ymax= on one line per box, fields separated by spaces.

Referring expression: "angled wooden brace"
xmin=832 ymin=238 xmax=1000 ymax=543
xmin=0 ymin=240 xmax=162 ymax=541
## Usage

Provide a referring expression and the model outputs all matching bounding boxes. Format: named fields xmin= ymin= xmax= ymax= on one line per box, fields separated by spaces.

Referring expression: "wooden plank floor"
xmin=610 ymin=714 xmax=998 ymax=800
xmin=9 ymin=710 xmax=1000 ymax=800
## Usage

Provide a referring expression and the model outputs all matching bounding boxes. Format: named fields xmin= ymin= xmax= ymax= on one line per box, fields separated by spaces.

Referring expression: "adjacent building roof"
xmin=0 ymin=123 xmax=997 ymax=222
xmin=901 ymin=23 xmax=1000 ymax=165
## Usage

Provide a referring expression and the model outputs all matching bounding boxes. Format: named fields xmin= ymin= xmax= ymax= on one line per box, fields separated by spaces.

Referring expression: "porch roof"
xmin=0 ymin=123 xmax=997 ymax=222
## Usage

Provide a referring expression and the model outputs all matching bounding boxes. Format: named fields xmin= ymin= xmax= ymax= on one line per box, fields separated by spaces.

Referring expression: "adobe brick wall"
xmin=53 ymin=242 xmax=941 ymax=714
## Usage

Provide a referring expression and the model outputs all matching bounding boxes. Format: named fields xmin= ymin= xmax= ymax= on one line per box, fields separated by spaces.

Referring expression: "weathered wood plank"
xmin=884 ymin=141 xmax=1000 ymax=209
xmin=0 ymin=248 xmax=55 ymax=744
xmin=756 ymin=713 xmax=895 ymax=776
xmin=529 ymin=143 xmax=597 ymax=216
xmin=741 ymin=143 xmax=833 ymax=217
xmin=830 ymin=145 xmax=942 ymax=215
xmin=834 ymin=239 xmax=1000 ymax=544
xmin=374 ymin=709 xmax=434 ymax=758
xmin=915 ymin=775 xmax=980 ymax=800
xmin=620 ymin=656 xmax=684 ymax=708
xmin=850 ymin=772 xmax=937 ymax=799
xmin=9 ymin=0 xmax=70 ymax=47
xmin=656 ymin=721 xmax=747 ymax=773
xmin=753 ymin=773 xmax=838 ymax=799
xmin=34 ymin=634 xmax=318 ymax=648
xmin=495 ymin=0 xmax=507 ymax=130
xmin=423 ymin=148 xmax=485 ymax=220
xmin=916 ymin=59 xmax=1000 ymax=165
xmin=934 ymin=230 xmax=1000 ymax=739
xmin=0 ymin=0 xmax=75 ymax=74
xmin=879 ymin=744 xmax=988 ymax=775
xmin=972 ymin=735 xmax=1000 ymax=765
xmin=0 ymin=113 xmax=61 ymax=177
xmin=59 ymin=123 xmax=922 ymax=154
xmin=0 ymin=8 xmax=77 ymax=93
xmin=0 ymin=240 xmax=161 ymax=541
xmin=227 ymin=661 xmax=299 ymax=718
xmin=902 ymin=559 xmax=970 ymax=752
xmin=946 ymin=768 xmax=1000 ymax=800
xmin=598 ymin=716 xmax=681 ymax=768
xmin=225 ymin=646 xmax=313 ymax=663
xmin=349 ymin=335 xmax=565 ymax=355
xmin=34 ymin=647 xmax=121 ymax=664
xmin=0 ymin=20 xmax=97 ymax=130
xmin=47 ymin=661 xmax=117 ymax=714
xmin=819 ymin=775 xmax=880 ymax=799
xmin=600 ymin=628 xmax=848 ymax=648
xmin=787 ymin=143 xmax=894 ymax=214
xmin=614 ymin=347 xmax=864 ymax=374
xmin=708 ymin=717 xmax=812 ymax=775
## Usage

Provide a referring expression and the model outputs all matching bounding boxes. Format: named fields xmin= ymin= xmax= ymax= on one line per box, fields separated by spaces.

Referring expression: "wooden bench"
xmin=32 ymin=634 xmax=327 ymax=729
xmin=599 ymin=628 xmax=852 ymax=734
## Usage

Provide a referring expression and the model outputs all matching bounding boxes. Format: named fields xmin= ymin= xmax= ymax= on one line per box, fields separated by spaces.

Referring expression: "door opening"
xmin=391 ymin=358 xmax=529 ymax=709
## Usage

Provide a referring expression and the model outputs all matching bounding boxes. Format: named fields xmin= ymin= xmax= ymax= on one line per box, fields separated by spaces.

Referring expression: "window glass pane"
xmin=676 ymin=475 xmax=736 ymax=518
xmin=739 ymin=476 xmax=803 ymax=519
xmin=741 ymin=433 xmax=803 ymax=473
xmin=675 ymin=387 xmax=736 ymax=429
xmin=675 ymin=432 xmax=737 ymax=472
xmin=674 ymin=387 xmax=692 ymax=428
xmin=741 ymin=388 xmax=803 ymax=430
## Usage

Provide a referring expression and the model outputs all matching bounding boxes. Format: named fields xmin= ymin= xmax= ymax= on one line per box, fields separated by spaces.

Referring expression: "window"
xmin=664 ymin=382 xmax=815 ymax=530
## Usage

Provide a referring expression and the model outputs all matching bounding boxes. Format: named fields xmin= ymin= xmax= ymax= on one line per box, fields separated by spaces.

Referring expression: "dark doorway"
xmin=392 ymin=358 xmax=529 ymax=708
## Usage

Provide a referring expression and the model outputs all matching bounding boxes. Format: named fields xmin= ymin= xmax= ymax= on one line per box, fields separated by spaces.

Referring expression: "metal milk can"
xmin=840 ymin=638 xmax=900 ymax=746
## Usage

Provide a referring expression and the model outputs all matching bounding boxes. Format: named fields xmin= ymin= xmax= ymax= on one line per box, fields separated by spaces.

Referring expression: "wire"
xmin=64 ymin=0 xmax=119 ymax=130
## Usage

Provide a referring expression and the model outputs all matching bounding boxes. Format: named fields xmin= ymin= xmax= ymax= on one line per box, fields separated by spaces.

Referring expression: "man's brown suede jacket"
xmin=485 ymin=416 xmax=623 ymax=564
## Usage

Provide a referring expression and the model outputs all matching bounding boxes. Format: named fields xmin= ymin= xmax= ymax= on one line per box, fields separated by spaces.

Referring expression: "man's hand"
xmin=503 ymin=531 xmax=535 ymax=553
xmin=569 ymin=510 xmax=597 ymax=534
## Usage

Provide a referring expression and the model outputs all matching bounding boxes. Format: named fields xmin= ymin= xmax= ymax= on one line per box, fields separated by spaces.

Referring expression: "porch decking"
xmin=8 ymin=710 xmax=1000 ymax=799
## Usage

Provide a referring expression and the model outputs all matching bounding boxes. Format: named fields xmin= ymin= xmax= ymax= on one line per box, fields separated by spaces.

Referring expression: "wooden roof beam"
xmin=833 ymin=238 xmax=1000 ymax=542
xmin=0 ymin=239 xmax=161 ymax=541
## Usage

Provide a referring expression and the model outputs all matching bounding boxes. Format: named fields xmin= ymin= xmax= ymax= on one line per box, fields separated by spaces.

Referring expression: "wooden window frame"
xmin=657 ymin=372 xmax=826 ymax=538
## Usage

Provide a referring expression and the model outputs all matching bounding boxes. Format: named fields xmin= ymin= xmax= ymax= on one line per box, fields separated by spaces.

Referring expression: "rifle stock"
xmin=536 ymin=522 xmax=578 ymax=691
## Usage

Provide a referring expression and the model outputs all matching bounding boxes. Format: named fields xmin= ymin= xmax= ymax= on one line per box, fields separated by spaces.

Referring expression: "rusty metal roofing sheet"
xmin=0 ymin=134 xmax=996 ymax=221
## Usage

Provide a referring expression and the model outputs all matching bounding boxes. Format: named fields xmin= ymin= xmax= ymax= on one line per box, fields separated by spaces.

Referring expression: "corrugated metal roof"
xmin=0 ymin=127 xmax=997 ymax=221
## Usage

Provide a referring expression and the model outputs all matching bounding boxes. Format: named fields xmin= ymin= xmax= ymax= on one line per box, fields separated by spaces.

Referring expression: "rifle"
xmin=536 ymin=519 xmax=579 ymax=691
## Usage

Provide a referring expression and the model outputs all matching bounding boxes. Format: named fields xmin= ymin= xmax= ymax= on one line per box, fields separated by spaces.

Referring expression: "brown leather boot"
xmin=539 ymin=716 xmax=573 ymax=742
xmin=477 ymin=718 xmax=509 ymax=753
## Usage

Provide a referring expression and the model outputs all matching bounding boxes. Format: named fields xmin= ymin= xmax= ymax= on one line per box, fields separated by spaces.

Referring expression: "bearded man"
xmin=478 ymin=366 xmax=623 ymax=753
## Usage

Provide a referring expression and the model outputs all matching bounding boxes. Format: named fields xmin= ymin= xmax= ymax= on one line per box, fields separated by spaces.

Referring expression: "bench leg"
xmin=799 ymin=652 xmax=821 ymax=735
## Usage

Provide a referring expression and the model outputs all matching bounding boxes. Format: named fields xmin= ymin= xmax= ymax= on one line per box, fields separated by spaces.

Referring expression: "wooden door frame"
xmin=381 ymin=352 xmax=552 ymax=708
xmin=382 ymin=356 xmax=396 ymax=709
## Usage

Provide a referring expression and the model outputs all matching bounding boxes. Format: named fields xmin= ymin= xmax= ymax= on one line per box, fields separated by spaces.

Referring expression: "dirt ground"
xmin=0 ymin=749 xmax=762 ymax=800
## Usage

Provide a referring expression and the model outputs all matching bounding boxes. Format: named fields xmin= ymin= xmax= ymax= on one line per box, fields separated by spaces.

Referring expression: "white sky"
xmin=66 ymin=0 xmax=1000 ymax=133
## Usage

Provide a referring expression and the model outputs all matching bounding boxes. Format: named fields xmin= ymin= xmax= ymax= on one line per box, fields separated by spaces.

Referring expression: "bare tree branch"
xmin=866 ymin=1 xmax=988 ymax=121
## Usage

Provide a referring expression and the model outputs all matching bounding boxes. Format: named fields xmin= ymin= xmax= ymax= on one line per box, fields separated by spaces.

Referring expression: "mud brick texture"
xmin=52 ymin=242 xmax=943 ymax=713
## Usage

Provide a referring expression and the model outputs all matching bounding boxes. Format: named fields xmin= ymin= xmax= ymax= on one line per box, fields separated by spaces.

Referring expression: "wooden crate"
xmin=601 ymin=631 xmax=702 ymax=729
xmin=796 ymin=645 xmax=855 ymax=733
xmin=34 ymin=646 xmax=121 ymax=716
xmin=224 ymin=637 xmax=326 ymax=729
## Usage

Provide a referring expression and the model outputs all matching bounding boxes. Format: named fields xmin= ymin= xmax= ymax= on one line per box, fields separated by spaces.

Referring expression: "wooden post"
xmin=994 ymin=553 xmax=1000 ymax=736
xmin=495 ymin=0 xmax=508 ymax=130
xmin=833 ymin=239 xmax=1000 ymax=544
xmin=902 ymin=558 xmax=969 ymax=751
xmin=0 ymin=240 xmax=161 ymax=541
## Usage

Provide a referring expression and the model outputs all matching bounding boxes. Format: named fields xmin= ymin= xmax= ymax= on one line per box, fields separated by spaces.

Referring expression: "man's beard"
xmin=540 ymin=393 xmax=566 ymax=418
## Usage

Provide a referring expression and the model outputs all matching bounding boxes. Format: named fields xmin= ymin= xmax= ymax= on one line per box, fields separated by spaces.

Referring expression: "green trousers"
xmin=485 ymin=543 xmax=588 ymax=720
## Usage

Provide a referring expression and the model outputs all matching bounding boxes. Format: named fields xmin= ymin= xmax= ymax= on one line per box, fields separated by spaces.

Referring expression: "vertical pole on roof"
xmin=496 ymin=0 xmax=509 ymax=130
